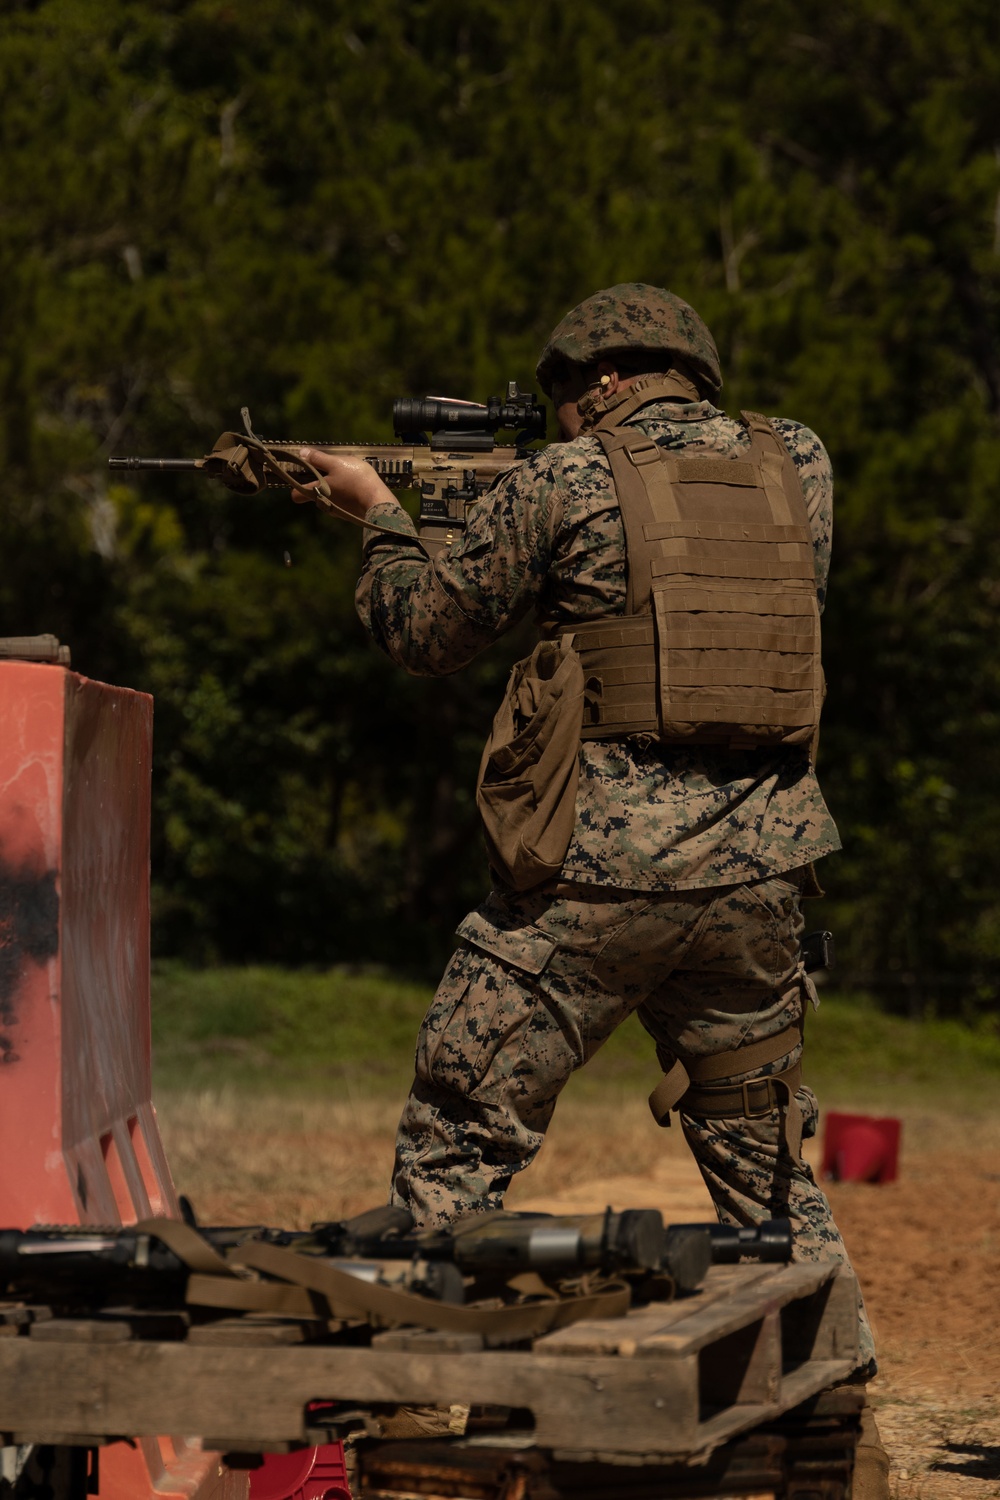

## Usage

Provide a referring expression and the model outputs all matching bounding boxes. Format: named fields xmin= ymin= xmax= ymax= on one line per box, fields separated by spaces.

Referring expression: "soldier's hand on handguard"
xmin=291 ymin=447 xmax=394 ymax=520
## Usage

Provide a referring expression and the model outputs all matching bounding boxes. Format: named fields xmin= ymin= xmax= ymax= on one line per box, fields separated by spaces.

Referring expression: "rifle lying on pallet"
xmin=0 ymin=1208 xmax=791 ymax=1321
xmin=108 ymin=386 xmax=546 ymax=555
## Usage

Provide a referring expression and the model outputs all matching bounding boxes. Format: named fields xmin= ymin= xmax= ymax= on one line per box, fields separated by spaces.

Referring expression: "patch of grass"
xmin=151 ymin=963 xmax=1000 ymax=1111
xmin=798 ymin=988 xmax=1000 ymax=1108
xmin=151 ymin=960 xmax=432 ymax=1093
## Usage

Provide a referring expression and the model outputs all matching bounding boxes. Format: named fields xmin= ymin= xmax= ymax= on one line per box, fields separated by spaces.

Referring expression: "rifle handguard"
xmin=195 ymin=410 xmax=432 ymax=554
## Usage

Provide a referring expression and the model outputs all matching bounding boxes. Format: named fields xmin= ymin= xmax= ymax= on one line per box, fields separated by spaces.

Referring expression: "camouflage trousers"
xmin=390 ymin=872 xmax=875 ymax=1368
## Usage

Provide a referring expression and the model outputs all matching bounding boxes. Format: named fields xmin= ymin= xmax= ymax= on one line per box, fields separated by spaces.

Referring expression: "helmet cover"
xmin=536 ymin=282 xmax=722 ymax=399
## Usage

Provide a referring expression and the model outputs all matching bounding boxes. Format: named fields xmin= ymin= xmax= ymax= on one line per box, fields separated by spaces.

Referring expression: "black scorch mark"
xmin=0 ymin=866 xmax=59 ymax=1062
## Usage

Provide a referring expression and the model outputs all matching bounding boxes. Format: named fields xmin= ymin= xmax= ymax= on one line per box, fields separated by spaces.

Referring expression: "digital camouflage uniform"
xmin=355 ymin=344 xmax=873 ymax=1367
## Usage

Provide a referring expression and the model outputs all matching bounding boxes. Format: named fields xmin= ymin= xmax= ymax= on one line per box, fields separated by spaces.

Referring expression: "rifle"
xmin=306 ymin=1206 xmax=791 ymax=1281
xmin=108 ymin=384 xmax=546 ymax=556
xmin=0 ymin=1209 xmax=791 ymax=1314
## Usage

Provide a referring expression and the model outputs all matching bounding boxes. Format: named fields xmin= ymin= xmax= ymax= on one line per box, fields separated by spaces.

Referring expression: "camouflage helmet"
xmin=535 ymin=282 xmax=722 ymax=399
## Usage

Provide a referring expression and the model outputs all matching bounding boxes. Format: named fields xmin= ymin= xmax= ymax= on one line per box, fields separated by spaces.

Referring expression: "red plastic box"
xmin=821 ymin=1110 xmax=901 ymax=1184
xmin=250 ymin=1445 xmax=351 ymax=1500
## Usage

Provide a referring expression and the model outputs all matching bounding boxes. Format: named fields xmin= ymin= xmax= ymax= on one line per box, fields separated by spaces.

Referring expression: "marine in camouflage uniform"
xmin=352 ymin=284 xmax=874 ymax=1370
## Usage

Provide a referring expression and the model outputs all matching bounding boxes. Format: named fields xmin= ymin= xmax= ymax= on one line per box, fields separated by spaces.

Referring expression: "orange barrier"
xmin=0 ymin=660 xmax=175 ymax=1224
xmin=91 ymin=1436 xmax=245 ymax=1500
xmin=0 ymin=660 xmax=245 ymax=1500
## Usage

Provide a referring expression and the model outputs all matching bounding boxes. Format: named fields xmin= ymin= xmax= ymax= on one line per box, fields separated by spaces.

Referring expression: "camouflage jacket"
xmin=355 ymin=398 xmax=841 ymax=890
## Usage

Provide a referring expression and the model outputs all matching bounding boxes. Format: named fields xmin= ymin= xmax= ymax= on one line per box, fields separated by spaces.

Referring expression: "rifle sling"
xmin=135 ymin=1221 xmax=630 ymax=1338
xmin=133 ymin=1217 xmax=240 ymax=1278
xmin=186 ymin=1273 xmax=323 ymax=1317
xmin=131 ymin=1218 xmax=320 ymax=1317
xmin=227 ymin=1240 xmax=630 ymax=1343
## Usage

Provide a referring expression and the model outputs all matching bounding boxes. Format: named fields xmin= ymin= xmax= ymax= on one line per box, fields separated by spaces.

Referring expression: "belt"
xmin=648 ymin=1017 xmax=805 ymax=1162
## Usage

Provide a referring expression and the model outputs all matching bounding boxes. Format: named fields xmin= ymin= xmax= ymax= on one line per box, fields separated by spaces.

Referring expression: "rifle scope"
xmin=704 ymin=1218 xmax=792 ymax=1263
xmin=393 ymin=385 xmax=545 ymax=442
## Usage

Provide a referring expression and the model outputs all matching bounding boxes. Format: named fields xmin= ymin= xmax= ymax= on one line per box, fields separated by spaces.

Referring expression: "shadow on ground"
xmin=930 ymin=1443 xmax=1000 ymax=1481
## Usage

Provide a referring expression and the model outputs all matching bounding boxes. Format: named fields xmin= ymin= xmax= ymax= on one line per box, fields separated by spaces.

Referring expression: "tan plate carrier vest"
xmin=538 ymin=382 xmax=823 ymax=1158
xmin=560 ymin=389 xmax=824 ymax=756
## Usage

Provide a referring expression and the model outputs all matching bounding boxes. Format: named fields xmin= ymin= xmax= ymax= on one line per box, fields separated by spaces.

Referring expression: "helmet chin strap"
xmin=577 ymin=369 xmax=703 ymax=433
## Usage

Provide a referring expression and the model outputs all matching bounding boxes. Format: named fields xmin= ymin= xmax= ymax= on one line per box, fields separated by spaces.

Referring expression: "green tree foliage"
xmin=1 ymin=0 xmax=999 ymax=1007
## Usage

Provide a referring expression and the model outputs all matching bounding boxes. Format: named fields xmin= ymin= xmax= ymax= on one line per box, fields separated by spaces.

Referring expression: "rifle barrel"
xmin=108 ymin=457 xmax=200 ymax=472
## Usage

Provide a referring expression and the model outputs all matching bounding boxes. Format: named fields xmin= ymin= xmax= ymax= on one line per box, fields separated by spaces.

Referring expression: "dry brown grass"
xmin=155 ymin=1085 xmax=716 ymax=1225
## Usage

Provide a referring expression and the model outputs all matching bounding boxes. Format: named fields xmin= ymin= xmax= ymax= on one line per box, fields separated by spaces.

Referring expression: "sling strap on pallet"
xmin=227 ymin=1241 xmax=630 ymax=1346
xmin=136 ymin=1220 xmax=631 ymax=1345
xmin=132 ymin=1217 xmax=323 ymax=1316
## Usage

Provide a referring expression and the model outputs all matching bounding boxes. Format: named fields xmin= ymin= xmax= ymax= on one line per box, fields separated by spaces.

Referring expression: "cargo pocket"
xmin=420 ymin=915 xmax=558 ymax=1097
xmin=423 ymin=965 xmax=512 ymax=1094
xmin=722 ymin=876 xmax=808 ymax=1050
xmin=455 ymin=910 xmax=558 ymax=975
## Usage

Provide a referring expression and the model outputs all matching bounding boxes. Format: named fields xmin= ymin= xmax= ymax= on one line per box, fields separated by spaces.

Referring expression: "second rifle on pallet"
xmin=0 ymin=1207 xmax=792 ymax=1314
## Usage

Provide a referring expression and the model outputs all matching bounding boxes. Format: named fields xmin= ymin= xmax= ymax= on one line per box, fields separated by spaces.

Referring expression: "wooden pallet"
xmin=0 ymin=1263 xmax=858 ymax=1463
xmin=356 ymin=1387 xmax=864 ymax=1500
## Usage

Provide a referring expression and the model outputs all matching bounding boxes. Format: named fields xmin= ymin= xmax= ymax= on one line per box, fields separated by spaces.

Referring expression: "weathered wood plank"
xmin=532 ymin=1265 xmax=780 ymax=1358
xmin=635 ymin=1264 xmax=831 ymax=1356
xmin=29 ymin=1318 xmax=132 ymax=1343
xmin=0 ymin=1305 xmax=50 ymax=1327
xmin=531 ymin=1303 xmax=698 ymax=1359
xmin=188 ymin=1319 xmax=312 ymax=1346
xmin=0 ymin=1342 xmax=701 ymax=1453
xmin=778 ymin=1358 xmax=859 ymax=1410
xmin=698 ymin=1264 xmax=779 ymax=1291
xmin=8 ymin=1433 xmax=113 ymax=1448
xmin=687 ymin=1356 xmax=857 ymax=1453
xmin=698 ymin=1308 xmax=781 ymax=1408
xmin=0 ymin=1266 xmax=860 ymax=1460
xmin=781 ymin=1267 xmax=859 ymax=1365
xmin=0 ymin=1305 xmax=33 ymax=1328
xmin=372 ymin=1329 xmax=485 ymax=1354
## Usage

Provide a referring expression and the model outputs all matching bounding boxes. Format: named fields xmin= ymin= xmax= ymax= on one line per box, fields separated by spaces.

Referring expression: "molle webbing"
xmin=572 ymin=411 xmax=823 ymax=749
xmin=562 ymin=617 xmax=659 ymax=737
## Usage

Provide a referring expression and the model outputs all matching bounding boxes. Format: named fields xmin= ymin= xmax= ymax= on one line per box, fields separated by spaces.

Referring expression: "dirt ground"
xmin=158 ymin=1089 xmax=1000 ymax=1499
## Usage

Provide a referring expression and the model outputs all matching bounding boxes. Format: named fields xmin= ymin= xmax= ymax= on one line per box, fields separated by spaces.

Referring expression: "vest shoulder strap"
xmin=582 ymin=371 xmax=702 ymax=432
xmin=593 ymin=427 xmax=665 ymax=615
xmin=739 ymin=411 xmax=813 ymax=531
